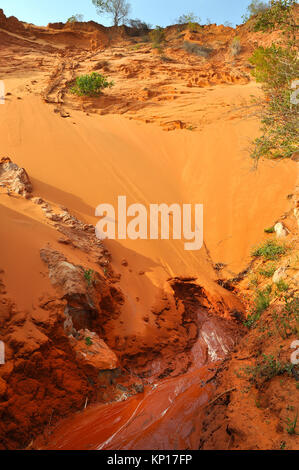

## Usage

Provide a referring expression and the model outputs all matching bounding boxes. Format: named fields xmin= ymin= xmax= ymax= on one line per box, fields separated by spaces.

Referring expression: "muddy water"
xmin=44 ymin=311 xmax=236 ymax=450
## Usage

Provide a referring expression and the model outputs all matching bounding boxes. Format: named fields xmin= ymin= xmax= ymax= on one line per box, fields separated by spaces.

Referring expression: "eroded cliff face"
xmin=0 ymin=9 xmax=297 ymax=450
xmin=0 ymin=158 xmax=243 ymax=450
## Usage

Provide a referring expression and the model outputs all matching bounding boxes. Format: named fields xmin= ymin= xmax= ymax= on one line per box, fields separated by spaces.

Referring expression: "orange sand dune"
xmin=0 ymin=91 xmax=296 ymax=283
xmin=0 ymin=89 xmax=296 ymax=355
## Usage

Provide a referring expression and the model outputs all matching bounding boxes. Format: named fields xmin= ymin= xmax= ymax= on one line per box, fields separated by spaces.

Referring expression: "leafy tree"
xmin=249 ymin=0 xmax=298 ymax=163
xmin=243 ymin=0 xmax=270 ymax=21
xmin=253 ymin=0 xmax=298 ymax=39
xmin=92 ymin=0 xmax=131 ymax=26
xmin=67 ymin=14 xmax=84 ymax=23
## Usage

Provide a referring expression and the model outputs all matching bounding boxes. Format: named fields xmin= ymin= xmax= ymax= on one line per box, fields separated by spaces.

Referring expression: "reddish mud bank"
xmin=40 ymin=309 xmax=240 ymax=450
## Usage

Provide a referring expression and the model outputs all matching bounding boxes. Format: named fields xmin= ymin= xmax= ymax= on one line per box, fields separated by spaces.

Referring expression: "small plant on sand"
xmin=272 ymin=295 xmax=299 ymax=338
xmin=85 ymin=337 xmax=93 ymax=347
xmin=239 ymin=353 xmax=294 ymax=386
xmin=276 ymin=279 xmax=289 ymax=292
xmin=244 ymin=286 xmax=272 ymax=328
xmin=84 ymin=269 xmax=95 ymax=287
xmin=284 ymin=295 xmax=299 ymax=325
xmin=259 ymin=263 xmax=276 ymax=278
xmin=230 ymin=37 xmax=242 ymax=56
xmin=249 ymin=274 xmax=259 ymax=287
xmin=255 ymin=286 xmax=272 ymax=312
xmin=285 ymin=410 xmax=298 ymax=435
xmin=70 ymin=73 xmax=114 ymax=97
xmin=103 ymin=267 xmax=109 ymax=277
xmin=252 ymin=240 xmax=286 ymax=261
xmin=264 ymin=225 xmax=275 ymax=234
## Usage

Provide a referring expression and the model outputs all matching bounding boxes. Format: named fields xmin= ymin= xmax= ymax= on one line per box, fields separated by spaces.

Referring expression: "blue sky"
xmin=1 ymin=0 xmax=251 ymax=27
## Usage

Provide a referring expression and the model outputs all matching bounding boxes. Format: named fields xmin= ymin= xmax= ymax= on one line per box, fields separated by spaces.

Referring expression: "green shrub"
xmin=242 ymin=0 xmax=270 ymax=22
xmin=84 ymin=269 xmax=95 ymax=286
xmin=248 ymin=1 xmax=298 ymax=163
xmin=252 ymin=240 xmax=286 ymax=260
xmin=127 ymin=19 xmax=151 ymax=31
xmin=264 ymin=225 xmax=275 ymax=233
xmin=149 ymin=26 xmax=165 ymax=47
xmin=259 ymin=263 xmax=276 ymax=277
xmin=85 ymin=337 xmax=93 ymax=347
xmin=272 ymin=295 xmax=299 ymax=338
xmin=276 ymin=279 xmax=289 ymax=292
xmin=67 ymin=14 xmax=84 ymax=23
xmin=244 ymin=286 xmax=271 ymax=328
xmin=230 ymin=37 xmax=242 ymax=56
xmin=240 ymin=354 xmax=294 ymax=385
xmin=255 ymin=286 xmax=272 ymax=312
xmin=177 ymin=13 xmax=201 ymax=32
xmin=238 ymin=353 xmax=294 ymax=386
xmin=285 ymin=410 xmax=298 ymax=435
xmin=70 ymin=73 xmax=114 ymax=97
xmin=183 ymin=41 xmax=212 ymax=57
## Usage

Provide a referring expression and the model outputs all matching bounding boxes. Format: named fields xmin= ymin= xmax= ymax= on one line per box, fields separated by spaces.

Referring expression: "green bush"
xmin=85 ymin=337 xmax=93 ymax=347
xmin=70 ymin=73 xmax=114 ymax=97
xmin=264 ymin=225 xmax=275 ymax=233
xmin=127 ymin=19 xmax=151 ymax=31
xmin=259 ymin=263 xmax=276 ymax=278
xmin=84 ymin=268 xmax=95 ymax=286
xmin=177 ymin=13 xmax=201 ymax=32
xmin=248 ymin=1 xmax=298 ymax=163
xmin=252 ymin=240 xmax=286 ymax=260
xmin=242 ymin=0 xmax=270 ymax=22
xmin=285 ymin=410 xmax=298 ymax=435
xmin=276 ymin=279 xmax=289 ymax=292
xmin=272 ymin=295 xmax=299 ymax=338
xmin=244 ymin=286 xmax=272 ymax=328
xmin=183 ymin=41 xmax=212 ymax=57
xmin=240 ymin=354 xmax=294 ymax=385
xmin=149 ymin=26 xmax=165 ymax=48
xmin=255 ymin=286 xmax=272 ymax=313
xmin=230 ymin=37 xmax=242 ymax=56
